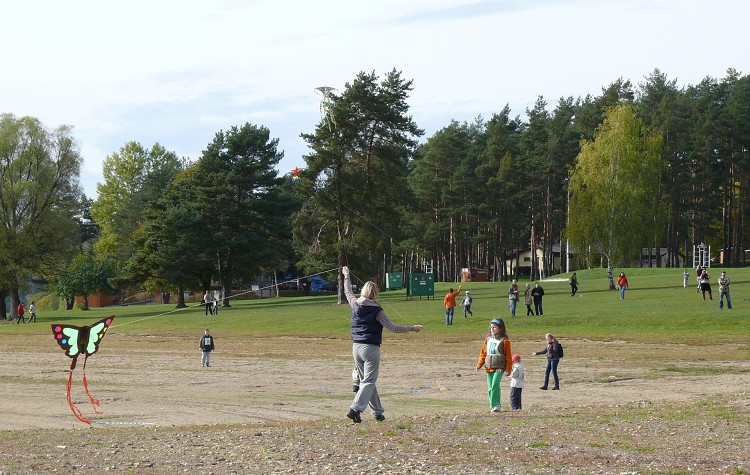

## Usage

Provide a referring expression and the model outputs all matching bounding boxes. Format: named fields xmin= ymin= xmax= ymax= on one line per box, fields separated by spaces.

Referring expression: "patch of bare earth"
xmin=1 ymin=334 xmax=748 ymax=474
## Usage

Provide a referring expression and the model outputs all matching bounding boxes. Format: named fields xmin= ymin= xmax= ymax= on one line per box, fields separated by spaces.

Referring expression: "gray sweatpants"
xmin=201 ymin=350 xmax=211 ymax=366
xmin=350 ymin=343 xmax=384 ymax=415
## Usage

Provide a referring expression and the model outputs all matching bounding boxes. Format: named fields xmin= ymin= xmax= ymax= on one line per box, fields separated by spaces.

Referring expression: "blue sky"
xmin=2 ymin=0 xmax=747 ymax=198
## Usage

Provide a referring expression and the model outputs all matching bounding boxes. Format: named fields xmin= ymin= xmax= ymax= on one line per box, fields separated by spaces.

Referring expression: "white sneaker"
xmin=491 ymin=406 xmax=500 ymax=413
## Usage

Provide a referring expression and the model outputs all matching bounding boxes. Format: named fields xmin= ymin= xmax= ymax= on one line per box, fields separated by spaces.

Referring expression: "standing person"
xmin=212 ymin=289 xmax=221 ymax=315
xmin=203 ymin=290 xmax=212 ymax=315
xmin=27 ymin=301 xmax=37 ymax=323
xmin=443 ymin=285 xmax=462 ymax=326
xmin=616 ymin=272 xmax=629 ymax=300
xmin=343 ymin=266 xmax=422 ymax=423
xmin=16 ymin=302 xmax=25 ymax=324
xmin=524 ymin=283 xmax=534 ymax=316
xmin=476 ymin=318 xmax=512 ymax=413
xmin=461 ymin=290 xmax=473 ymax=318
xmin=699 ymin=270 xmax=713 ymax=301
xmin=718 ymin=271 xmax=732 ymax=310
xmin=507 ymin=354 xmax=525 ymax=410
xmin=683 ymin=269 xmax=689 ymax=288
xmin=508 ymin=279 xmax=519 ymax=317
xmin=199 ymin=328 xmax=215 ymax=367
xmin=569 ymin=273 xmax=578 ymax=296
xmin=696 ymin=266 xmax=703 ymax=292
xmin=531 ymin=282 xmax=545 ymax=316
xmin=532 ymin=333 xmax=562 ymax=390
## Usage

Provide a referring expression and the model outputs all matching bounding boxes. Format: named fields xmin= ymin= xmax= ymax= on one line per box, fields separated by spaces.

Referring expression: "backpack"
xmin=556 ymin=341 xmax=564 ymax=359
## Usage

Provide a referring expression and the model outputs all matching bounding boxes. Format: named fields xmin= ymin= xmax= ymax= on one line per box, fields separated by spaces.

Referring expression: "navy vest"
xmin=350 ymin=302 xmax=383 ymax=346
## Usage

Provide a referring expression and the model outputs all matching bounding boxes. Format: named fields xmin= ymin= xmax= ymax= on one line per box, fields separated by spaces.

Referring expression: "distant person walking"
xmin=443 ymin=285 xmax=462 ymax=326
xmin=508 ymin=279 xmax=519 ymax=317
xmin=569 ymin=273 xmax=578 ymax=296
xmin=616 ymin=272 xmax=629 ymax=300
xmin=476 ymin=318 xmax=512 ymax=413
xmin=524 ymin=283 xmax=534 ymax=316
xmin=718 ymin=271 xmax=732 ymax=310
xmin=16 ymin=302 xmax=25 ymax=324
xmin=699 ymin=270 xmax=713 ymax=301
xmin=531 ymin=283 xmax=545 ymax=316
xmin=696 ymin=266 xmax=703 ymax=292
xmin=343 ymin=266 xmax=422 ymax=423
xmin=683 ymin=269 xmax=689 ymax=288
xmin=461 ymin=291 xmax=473 ymax=318
xmin=27 ymin=301 xmax=37 ymax=323
xmin=532 ymin=333 xmax=562 ymax=390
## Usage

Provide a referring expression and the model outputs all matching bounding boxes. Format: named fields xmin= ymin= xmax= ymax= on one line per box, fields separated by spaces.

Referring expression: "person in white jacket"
xmin=507 ymin=354 xmax=525 ymax=410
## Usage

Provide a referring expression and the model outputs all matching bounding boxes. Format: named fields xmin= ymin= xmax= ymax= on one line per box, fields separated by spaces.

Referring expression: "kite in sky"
xmin=314 ymin=86 xmax=337 ymax=130
xmin=291 ymin=166 xmax=301 ymax=184
xmin=51 ymin=316 xmax=115 ymax=425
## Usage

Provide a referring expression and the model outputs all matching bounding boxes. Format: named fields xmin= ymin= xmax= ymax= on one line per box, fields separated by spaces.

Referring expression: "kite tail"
xmin=82 ymin=355 xmax=102 ymax=414
xmin=66 ymin=370 xmax=92 ymax=426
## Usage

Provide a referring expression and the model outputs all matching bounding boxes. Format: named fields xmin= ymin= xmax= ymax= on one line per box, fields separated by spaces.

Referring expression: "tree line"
xmin=2 ymin=67 xmax=748 ymax=315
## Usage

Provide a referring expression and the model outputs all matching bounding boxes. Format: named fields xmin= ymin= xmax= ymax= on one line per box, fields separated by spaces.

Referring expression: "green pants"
xmin=486 ymin=370 xmax=504 ymax=409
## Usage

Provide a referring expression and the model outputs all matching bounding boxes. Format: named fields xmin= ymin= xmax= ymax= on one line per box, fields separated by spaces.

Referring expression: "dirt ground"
xmin=2 ymin=333 xmax=749 ymax=429
xmin=1 ymin=331 xmax=749 ymax=473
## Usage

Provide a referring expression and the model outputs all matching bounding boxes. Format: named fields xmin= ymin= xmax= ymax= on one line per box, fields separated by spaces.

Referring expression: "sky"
xmin=2 ymin=0 xmax=748 ymax=199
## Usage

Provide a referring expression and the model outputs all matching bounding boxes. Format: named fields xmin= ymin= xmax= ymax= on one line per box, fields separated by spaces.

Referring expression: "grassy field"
xmin=1 ymin=267 xmax=748 ymax=474
xmin=4 ymin=267 xmax=748 ymax=346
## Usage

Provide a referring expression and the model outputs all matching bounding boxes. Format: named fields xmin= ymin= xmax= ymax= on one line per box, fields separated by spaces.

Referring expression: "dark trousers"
xmin=533 ymin=298 xmax=543 ymax=316
xmin=526 ymin=304 xmax=533 ymax=316
xmin=543 ymin=359 xmax=560 ymax=388
xmin=510 ymin=387 xmax=523 ymax=410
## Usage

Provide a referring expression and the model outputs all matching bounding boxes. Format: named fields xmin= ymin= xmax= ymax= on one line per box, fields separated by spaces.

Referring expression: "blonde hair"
xmin=546 ymin=333 xmax=554 ymax=340
xmin=360 ymin=281 xmax=379 ymax=301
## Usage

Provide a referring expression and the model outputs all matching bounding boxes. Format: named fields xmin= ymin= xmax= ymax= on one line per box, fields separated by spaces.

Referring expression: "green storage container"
xmin=386 ymin=272 xmax=403 ymax=290
xmin=407 ymin=273 xmax=435 ymax=299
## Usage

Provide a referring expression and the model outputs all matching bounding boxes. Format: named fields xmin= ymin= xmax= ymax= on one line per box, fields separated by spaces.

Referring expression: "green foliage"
xmin=297 ymin=69 xmax=423 ymax=283
xmin=90 ymin=141 xmax=186 ymax=269
xmin=0 ymin=114 xmax=82 ymax=291
xmin=568 ymin=104 xmax=664 ymax=267
xmin=52 ymin=253 xmax=117 ymax=310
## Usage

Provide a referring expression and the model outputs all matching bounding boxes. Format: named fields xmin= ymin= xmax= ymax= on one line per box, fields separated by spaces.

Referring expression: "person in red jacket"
xmin=476 ymin=318 xmax=513 ymax=412
xmin=616 ymin=272 xmax=629 ymax=300
xmin=16 ymin=302 xmax=25 ymax=324
xmin=443 ymin=285 xmax=462 ymax=326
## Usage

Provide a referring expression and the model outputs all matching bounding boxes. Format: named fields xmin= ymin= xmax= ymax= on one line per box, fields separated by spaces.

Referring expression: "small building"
xmin=461 ymin=268 xmax=488 ymax=282
xmin=75 ymin=292 xmax=114 ymax=308
xmin=505 ymin=243 xmax=579 ymax=278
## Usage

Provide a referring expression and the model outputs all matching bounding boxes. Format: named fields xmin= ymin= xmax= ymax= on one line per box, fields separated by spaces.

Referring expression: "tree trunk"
xmin=9 ymin=288 xmax=22 ymax=319
xmin=0 ymin=289 xmax=7 ymax=320
xmin=175 ymin=284 xmax=187 ymax=308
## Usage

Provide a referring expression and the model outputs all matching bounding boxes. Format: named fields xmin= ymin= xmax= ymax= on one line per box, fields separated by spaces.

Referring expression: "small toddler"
xmin=507 ymin=354 xmax=525 ymax=410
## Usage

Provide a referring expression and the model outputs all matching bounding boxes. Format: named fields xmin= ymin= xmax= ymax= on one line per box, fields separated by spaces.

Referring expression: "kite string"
xmin=111 ymin=267 xmax=345 ymax=328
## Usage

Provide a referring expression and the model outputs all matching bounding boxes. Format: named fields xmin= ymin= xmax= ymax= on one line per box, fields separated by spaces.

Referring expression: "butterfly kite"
xmin=51 ymin=316 xmax=115 ymax=425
